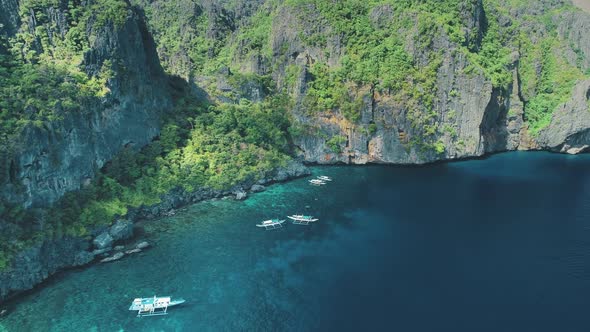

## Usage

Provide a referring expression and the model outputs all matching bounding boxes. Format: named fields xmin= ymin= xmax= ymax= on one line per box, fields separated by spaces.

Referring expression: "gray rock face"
xmin=286 ymin=14 xmax=499 ymax=165
xmin=370 ymin=4 xmax=393 ymax=29
xmin=109 ymin=220 xmax=133 ymax=242
xmin=93 ymin=232 xmax=114 ymax=250
xmin=271 ymin=160 xmax=311 ymax=182
xmin=132 ymin=0 xmax=590 ymax=167
xmin=93 ymin=220 xmax=133 ymax=252
xmin=0 ymin=4 xmax=171 ymax=208
xmin=555 ymin=10 xmax=590 ymax=72
xmin=538 ymin=80 xmax=590 ymax=152
xmin=273 ymin=1 xmax=589 ymax=165
xmin=0 ymin=237 xmax=90 ymax=301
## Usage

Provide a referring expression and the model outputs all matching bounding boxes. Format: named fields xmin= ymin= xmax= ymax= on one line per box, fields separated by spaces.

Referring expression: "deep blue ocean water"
xmin=1 ymin=152 xmax=590 ymax=331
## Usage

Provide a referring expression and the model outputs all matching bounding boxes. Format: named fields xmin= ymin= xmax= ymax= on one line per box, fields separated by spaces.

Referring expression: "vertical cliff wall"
xmin=0 ymin=1 xmax=172 ymax=208
xmin=133 ymin=0 xmax=590 ymax=165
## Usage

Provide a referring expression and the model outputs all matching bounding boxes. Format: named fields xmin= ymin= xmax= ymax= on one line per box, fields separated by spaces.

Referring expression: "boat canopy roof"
xmin=134 ymin=296 xmax=171 ymax=306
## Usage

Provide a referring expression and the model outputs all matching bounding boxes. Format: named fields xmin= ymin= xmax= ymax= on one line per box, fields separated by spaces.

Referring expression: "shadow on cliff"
xmin=133 ymin=5 xmax=211 ymax=105
xmin=480 ymin=87 xmax=510 ymax=153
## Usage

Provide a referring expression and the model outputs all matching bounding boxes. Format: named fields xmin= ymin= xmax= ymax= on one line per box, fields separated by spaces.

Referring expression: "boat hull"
xmin=169 ymin=299 xmax=185 ymax=307
xmin=287 ymin=216 xmax=318 ymax=222
xmin=129 ymin=297 xmax=185 ymax=311
xmin=256 ymin=219 xmax=285 ymax=227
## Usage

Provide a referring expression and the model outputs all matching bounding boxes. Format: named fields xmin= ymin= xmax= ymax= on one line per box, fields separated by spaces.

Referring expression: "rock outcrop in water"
xmin=0 ymin=236 xmax=92 ymax=302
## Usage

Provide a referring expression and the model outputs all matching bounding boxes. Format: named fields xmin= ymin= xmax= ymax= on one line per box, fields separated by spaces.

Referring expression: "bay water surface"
xmin=1 ymin=152 xmax=590 ymax=331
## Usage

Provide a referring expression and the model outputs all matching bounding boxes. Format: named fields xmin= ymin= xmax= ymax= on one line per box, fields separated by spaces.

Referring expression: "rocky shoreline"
xmin=0 ymin=160 xmax=310 ymax=305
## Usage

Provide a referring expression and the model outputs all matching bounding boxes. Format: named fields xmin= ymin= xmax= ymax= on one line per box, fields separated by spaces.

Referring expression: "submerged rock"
xmin=114 ymin=245 xmax=125 ymax=251
xmin=73 ymin=251 xmax=94 ymax=266
xmin=93 ymin=233 xmax=113 ymax=250
xmin=91 ymin=248 xmax=110 ymax=257
xmin=250 ymin=184 xmax=266 ymax=193
xmin=235 ymin=190 xmax=248 ymax=200
xmin=100 ymin=252 xmax=124 ymax=263
xmin=109 ymin=220 xmax=134 ymax=241
xmin=136 ymin=241 xmax=150 ymax=250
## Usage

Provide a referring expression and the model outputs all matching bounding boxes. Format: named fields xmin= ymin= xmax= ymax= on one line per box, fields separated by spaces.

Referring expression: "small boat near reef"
xmin=287 ymin=215 xmax=319 ymax=225
xmin=256 ymin=219 xmax=286 ymax=230
xmin=129 ymin=296 xmax=185 ymax=317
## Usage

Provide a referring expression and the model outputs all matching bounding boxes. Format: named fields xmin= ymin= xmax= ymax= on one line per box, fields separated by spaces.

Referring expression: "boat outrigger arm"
xmin=129 ymin=296 xmax=186 ymax=317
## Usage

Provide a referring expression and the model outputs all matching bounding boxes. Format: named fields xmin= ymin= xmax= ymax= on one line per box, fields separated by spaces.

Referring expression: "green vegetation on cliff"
xmin=0 ymin=0 xmax=293 ymax=269
xmin=0 ymin=0 xmax=124 ymax=146
xmin=132 ymin=0 xmax=588 ymax=148
xmin=0 ymin=91 xmax=292 ymax=269
xmin=514 ymin=6 xmax=587 ymax=136
xmin=53 ymin=94 xmax=290 ymax=231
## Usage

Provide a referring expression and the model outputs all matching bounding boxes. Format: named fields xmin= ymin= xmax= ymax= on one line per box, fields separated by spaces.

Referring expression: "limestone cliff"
xmin=134 ymin=0 xmax=590 ymax=165
xmin=266 ymin=0 xmax=589 ymax=164
xmin=0 ymin=1 xmax=172 ymax=208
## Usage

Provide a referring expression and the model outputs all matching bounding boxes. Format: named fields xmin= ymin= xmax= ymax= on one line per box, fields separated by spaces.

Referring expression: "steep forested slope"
xmin=0 ymin=0 xmax=172 ymax=291
xmin=1 ymin=0 xmax=590 ymax=301
xmin=0 ymin=0 xmax=294 ymax=298
xmin=134 ymin=0 xmax=590 ymax=162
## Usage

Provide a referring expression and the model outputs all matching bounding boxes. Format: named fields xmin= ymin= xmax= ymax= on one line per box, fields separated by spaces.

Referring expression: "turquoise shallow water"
xmin=1 ymin=152 xmax=590 ymax=331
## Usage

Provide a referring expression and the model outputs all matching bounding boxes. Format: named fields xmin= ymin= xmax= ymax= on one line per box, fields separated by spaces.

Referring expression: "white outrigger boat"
xmin=256 ymin=219 xmax=285 ymax=230
xmin=129 ymin=296 xmax=185 ymax=317
xmin=317 ymin=175 xmax=332 ymax=181
xmin=288 ymin=215 xmax=318 ymax=225
xmin=309 ymin=179 xmax=326 ymax=186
